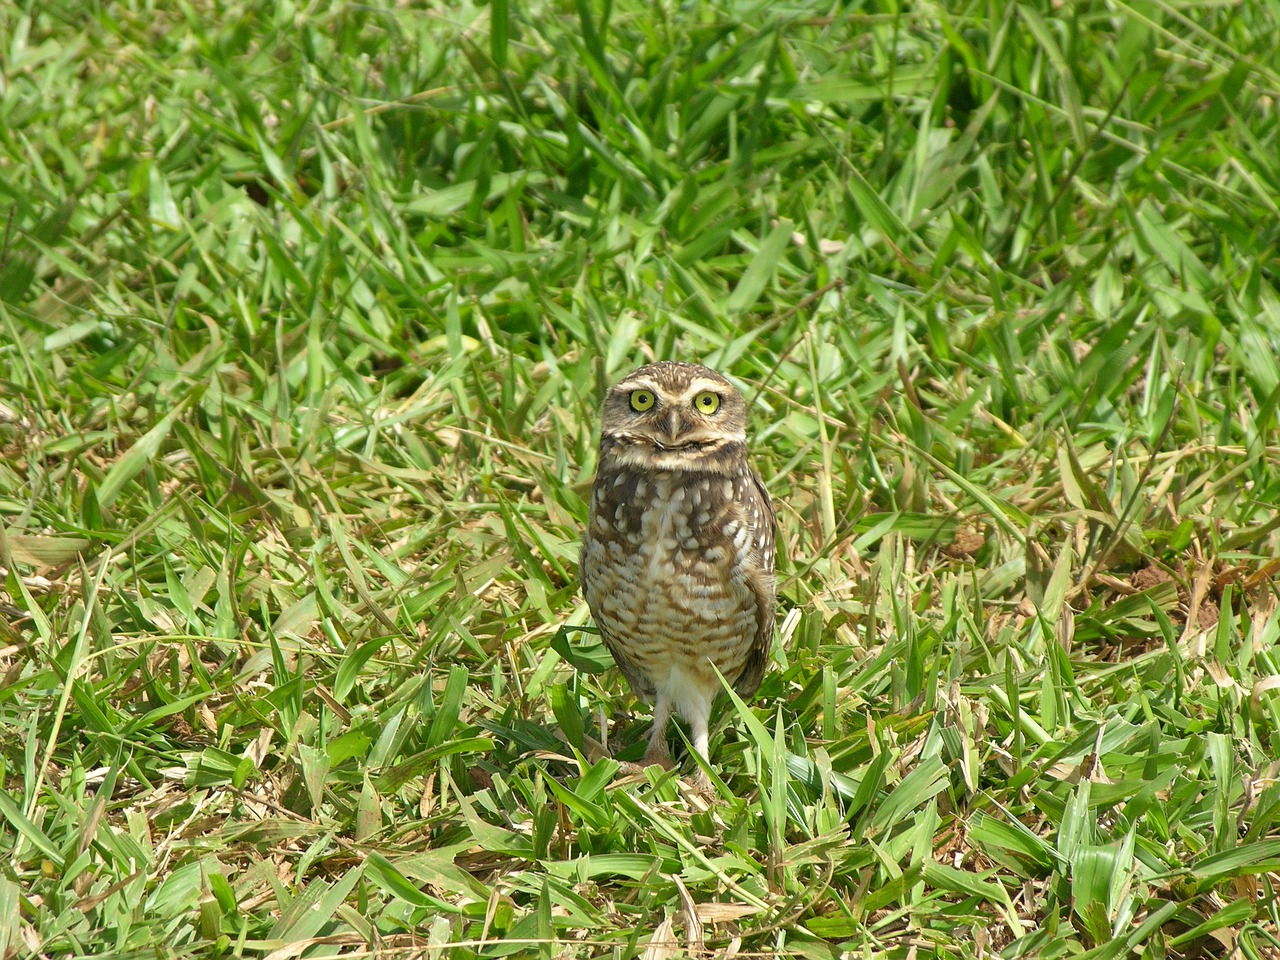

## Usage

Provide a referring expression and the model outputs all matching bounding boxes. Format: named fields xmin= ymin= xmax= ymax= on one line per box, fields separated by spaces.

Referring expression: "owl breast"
xmin=581 ymin=463 xmax=770 ymax=700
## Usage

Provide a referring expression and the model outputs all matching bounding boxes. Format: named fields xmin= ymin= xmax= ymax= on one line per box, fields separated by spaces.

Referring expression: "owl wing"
xmin=579 ymin=536 xmax=659 ymax=700
xmin=596 ymin=620 xmax=658 ymax=700
xmin=731 ymin=468 xmax=777 ymax=699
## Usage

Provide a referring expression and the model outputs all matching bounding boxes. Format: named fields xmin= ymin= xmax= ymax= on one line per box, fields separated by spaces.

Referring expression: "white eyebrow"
xmin=616 ymin=378 xmax=661 ymax=395
xmin=613 ymin=376 xmax=733 ymax=400
xmin=681 ymin=377 xmax=731 ymax=396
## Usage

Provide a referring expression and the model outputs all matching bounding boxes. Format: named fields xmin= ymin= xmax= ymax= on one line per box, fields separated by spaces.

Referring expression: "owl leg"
xmin=641 ymin=695 xmax=674 ymax=769
xmin=687 ymin=701 xmax=715 ymax=793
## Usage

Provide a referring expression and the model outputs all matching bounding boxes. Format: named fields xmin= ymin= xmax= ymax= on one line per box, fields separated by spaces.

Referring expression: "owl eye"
xmin=693 ymin=391 xmax=721 ymax=414
xmin=629 ymin=390 xmax=656 ymax=412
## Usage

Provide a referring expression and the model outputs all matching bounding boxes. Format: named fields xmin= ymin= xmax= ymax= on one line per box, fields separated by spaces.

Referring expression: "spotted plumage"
xmin=580 ymin=361 xmax=777 ymax=788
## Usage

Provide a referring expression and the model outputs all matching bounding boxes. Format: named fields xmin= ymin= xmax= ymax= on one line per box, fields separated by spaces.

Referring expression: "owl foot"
xmin=614 ymin=743 xmax=675 ymax=779
xmin=686 ymin=768 xmax=715 ymax=795
xmin=616 ymin=759 xmax=670 ymax=778
xmin=641 ymin=742 xmax=674 ymax=770
xmin=617 ymin=751 xmax=674 ymax=775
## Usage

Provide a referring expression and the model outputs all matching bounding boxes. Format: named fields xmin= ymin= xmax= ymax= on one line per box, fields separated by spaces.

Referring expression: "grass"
xmin=1 ymin=0 xmax=1280 ymax=956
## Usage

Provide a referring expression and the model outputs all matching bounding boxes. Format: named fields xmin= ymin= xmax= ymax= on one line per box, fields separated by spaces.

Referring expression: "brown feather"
xmin=579 ymin=362 xmax=778 ymax=778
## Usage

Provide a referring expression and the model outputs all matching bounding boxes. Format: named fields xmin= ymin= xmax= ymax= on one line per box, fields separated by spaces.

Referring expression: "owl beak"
xmin=662 ymin=408 xmax=682 ymax=443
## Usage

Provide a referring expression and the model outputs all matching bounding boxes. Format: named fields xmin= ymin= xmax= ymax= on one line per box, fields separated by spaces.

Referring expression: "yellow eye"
xmin=629 ymin=390 xmax=655 ymax=412
xmin=693 ymin=391 xmax=721 ymax=414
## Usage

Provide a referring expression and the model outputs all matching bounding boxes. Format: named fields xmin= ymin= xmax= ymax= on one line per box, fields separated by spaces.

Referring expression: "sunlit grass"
xmin=1 ymin=0 xmax=1279 ymax=957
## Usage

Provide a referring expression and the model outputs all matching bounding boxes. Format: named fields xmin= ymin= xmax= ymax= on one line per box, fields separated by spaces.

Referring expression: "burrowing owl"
xmin=580 ymin=361 xmax=777 ymax=788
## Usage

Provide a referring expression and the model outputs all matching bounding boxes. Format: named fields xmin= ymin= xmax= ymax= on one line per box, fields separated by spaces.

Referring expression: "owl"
xmin=580 ymin=361 xmax=777 ymax=789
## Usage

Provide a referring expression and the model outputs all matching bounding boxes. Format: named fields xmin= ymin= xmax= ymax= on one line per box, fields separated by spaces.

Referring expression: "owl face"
xmin=599 ymin=362 xmax=748 ymax=472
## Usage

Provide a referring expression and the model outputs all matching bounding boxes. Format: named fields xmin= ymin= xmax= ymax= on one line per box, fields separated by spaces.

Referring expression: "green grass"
xmin=2 ymin=0 xmax=1280 ymax=956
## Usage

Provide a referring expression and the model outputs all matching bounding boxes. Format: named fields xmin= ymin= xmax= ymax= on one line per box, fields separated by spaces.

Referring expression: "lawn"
xmin=2 ymin=0 xmax=1280 ymax=957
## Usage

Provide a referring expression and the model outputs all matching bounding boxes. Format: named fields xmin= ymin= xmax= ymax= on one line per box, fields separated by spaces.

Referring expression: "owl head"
xmin=599 ymin=362 xmax=749 ymax=471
